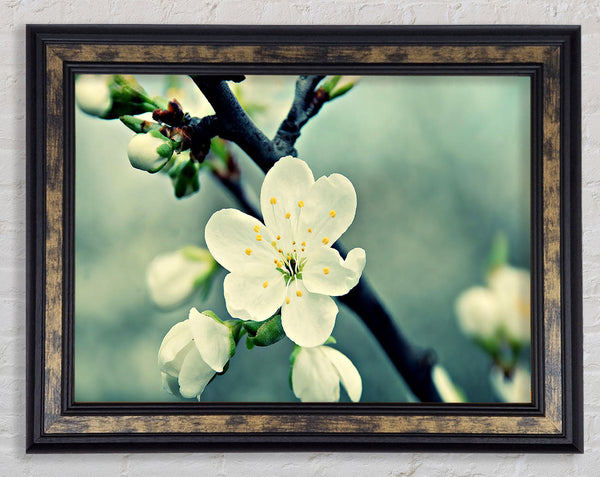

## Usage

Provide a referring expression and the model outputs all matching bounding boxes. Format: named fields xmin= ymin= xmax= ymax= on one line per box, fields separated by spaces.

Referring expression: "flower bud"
xmin=168 ymin=153 xmax=201 ymax=199
xmin=290 ymin=345 xmax=362 ymax=402
xmin=127 ymin=130 xmax=174 ymax=173
xmin=158 ymin=308 xmax=235 ymax=400
xmin=75 ymin=74 xmax=160 ymax=119
xmin=146 ymin=246 xmax=217 ymax=309
xmin=243 ymin=314 xmax=285 ymax=349
xmin=455 ymin=286 xmax=502 ymax=341
xmin=431 ymin=365 xmax=466 ymax=403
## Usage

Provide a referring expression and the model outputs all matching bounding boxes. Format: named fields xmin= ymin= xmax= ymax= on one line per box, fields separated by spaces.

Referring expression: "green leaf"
xmin=320 ymin=75 xmax=341 ymax=94
xmin=486 ymin=232 xmax=509 ymax=272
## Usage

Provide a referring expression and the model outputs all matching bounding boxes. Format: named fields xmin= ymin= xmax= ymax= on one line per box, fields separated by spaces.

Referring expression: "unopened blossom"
xmin=158 ymin=308 xmax=235 ymax=400
xmin=490 ymin=365 xmax=531 ymax=403
xmin=146 ymin=246 xmax=217 ymax=309
xmin=455 ymin=265 xmax=530 ymax=345
xmin=291 ymin=345 xmax=362 ymax=402
xmin=205 ymin=156 xmax=366 ymax=347
xmin=127 ymin=130 xmax=174 ymax=173
xmin=431 ymin=365 xmax=466 ymax=403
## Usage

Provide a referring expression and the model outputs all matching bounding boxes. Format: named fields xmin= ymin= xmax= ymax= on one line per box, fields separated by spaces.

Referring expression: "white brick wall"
xmin=1 ymin=0 xmax=597 ymax=474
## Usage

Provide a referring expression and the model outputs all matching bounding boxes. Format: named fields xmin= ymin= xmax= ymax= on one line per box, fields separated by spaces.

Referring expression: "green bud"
xmin=168 ymin=152 xmax=201 ymax=199
xmin=243 ymin=315 xmax=285 ymax=347
xmin=320 ymin=76 xmax=342 ymax=94
xmin=329 ymin=82 xmax=355 ymax=100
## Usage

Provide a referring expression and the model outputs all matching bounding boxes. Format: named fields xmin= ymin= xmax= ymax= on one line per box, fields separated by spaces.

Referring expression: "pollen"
xmin=323 ymin=267 xmax=330 ymax=275
xmin=286 ymin=297 xmax=290 ymax=304
xmin=322 ymin=237 xmax=329 ymax=245
xmin=293 ymin=241 xmax=296 ymax=245
xmin=277 ymin=260 xmax=283 ymax=267
xmin=301 ymin=241 xmax=306 ymax=246
xmin=285 ymin=212 xmax=291 ymax=219
xmin=277 ymin=235 xmax=281 ymax=240
xmin=308 ymin=228 xmax=312 ymax=233
xmin=245 ymin=248 xmax=252 ymax=255
xmin=274 ymin=259 xmax=278 ymax=264
xmin=278 ymin=249 xmax=283 ymax=253
xmin=302 ymin=248 xmax=305 ymax=252
xmin=263 ymin=281 xmax=269 ymax=288
xmin=298 ymin=200 xmax=305 ymax=208
xmin=253 ymin=225 xmax=260 ymax=232
xmin=256 ymin=234 xmax=262 ymax=241
xmin=329 ymin=210 xmax=336 ymax=218
xmin=296 ymin=290 xmax=303 ymax=297
xmin=270 ymin=197 xmax=277 ymax=205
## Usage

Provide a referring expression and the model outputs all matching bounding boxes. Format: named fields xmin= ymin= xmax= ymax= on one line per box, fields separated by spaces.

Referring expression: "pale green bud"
xmin=127 ymin=130 xmax=173 ymax=173
xmin=168 ymin=153 xmax=201 ymax=199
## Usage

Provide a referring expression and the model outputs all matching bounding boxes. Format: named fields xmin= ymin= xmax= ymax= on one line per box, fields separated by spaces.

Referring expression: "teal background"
xmin=74 ymin=75 xmax=530 ymax=403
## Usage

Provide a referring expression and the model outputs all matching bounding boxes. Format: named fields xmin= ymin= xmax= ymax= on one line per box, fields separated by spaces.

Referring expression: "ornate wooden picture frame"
xmin=26 ymin=25 xmax=582 ymax=452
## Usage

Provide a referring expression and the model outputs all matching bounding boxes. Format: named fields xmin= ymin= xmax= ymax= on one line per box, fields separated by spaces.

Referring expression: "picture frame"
xmin=26 ymin=25 xmax=582 ymax=452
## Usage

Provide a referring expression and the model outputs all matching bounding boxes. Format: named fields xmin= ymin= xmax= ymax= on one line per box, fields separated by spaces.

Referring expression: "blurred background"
xmin=74 ymin=74 xmax=530 ymax=403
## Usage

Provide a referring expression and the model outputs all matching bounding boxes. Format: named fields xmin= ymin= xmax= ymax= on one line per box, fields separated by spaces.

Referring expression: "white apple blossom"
xmin=158 ymin=308 xmax=235 ymax=400
xmin=291 ymin=345 xmax=362 ymax=402
xmin=146 ymin=246 xmax=217 ymax=309
xmin=205 ymin=156 xmax=366 ymax=347
xmin=490 ymin=365 xmax=531 ymax=403
xmin=455 ymin=265 xmax=530 ymax=345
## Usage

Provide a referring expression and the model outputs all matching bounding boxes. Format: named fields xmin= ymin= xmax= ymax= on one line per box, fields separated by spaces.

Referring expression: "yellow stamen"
xmin=286 ymin=297 xmax=290 ymax=304
xmin=302 ymin=248 xmax=305 ymax=252
xmin=271 ymin=241 xmax=277 ymax=247
xmin=287 ymin=255 xmax=291 ymax=261
xmin=293 ymin=241 xmax=296 ymax=245
xmin=285 ymin=212 xmax=291 ymax=219
xmin=278 ymin=249 xmax=283 ymax=253
xmin=322 ymin=237 xmax=329 ymax=245
xmin=296 ymin=290 xmax=303 ymax=297
xmin=274 ymin=259 xmax=278 ymax=264
xmin=308 ymin=228 xmax=312 ymax=233
xmin=298 ymin=200 xmax=304 ymax=208
xmin=277 ymin=235 xmax=281 ymax=240
xmin=270 ymin=197 xmax=277 ymax=205
xmin=263 ymin=281 xmax=268 ymax=288
xmin=277 ymin=260 xmax=283 ymax=267
xmin=294 ymin=249 xmax=297 ymax=252
xmin=253 ymin=225 xmax=260 ymax=232
xmin=245 ymin=248 xmax=252 ymax=255
xmin=329 ymin=210 xmax=336 ymax=218
xmin=323 ymin=267 xmax=330 ymax=275
xmin=256 ymin=234 xmax=262 ymax=241
xmin=301 ymin=241 xmax=306 ymax=246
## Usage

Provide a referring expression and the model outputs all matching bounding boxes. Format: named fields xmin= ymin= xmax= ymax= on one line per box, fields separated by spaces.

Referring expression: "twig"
xmin=192 ymin=76 xmax=442 ymax=402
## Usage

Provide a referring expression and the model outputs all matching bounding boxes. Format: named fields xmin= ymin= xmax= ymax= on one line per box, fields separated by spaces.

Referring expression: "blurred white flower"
xmin=490 ymin=365 xmax=531 ymax=403
xmin=158 ymin=308 xmax=234 ymax=400
xmin=291 ymin=345 xmax=362 ymax=402
xmin=205 ymin=156 xmax=365 ymax=348
xmin=455 ymin=265 xmax=530 ymax=345
xmin=127 ymin=130 xmax=174 ymax=173
xmin=146 ymin=246 xmax=217 ymax=309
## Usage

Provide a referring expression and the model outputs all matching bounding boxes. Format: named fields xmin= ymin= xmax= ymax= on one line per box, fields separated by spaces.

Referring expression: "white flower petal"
xmin=320 ymin=346 xmax=362 ymax=402
xmin=161 ymin=371 xmax=180 ymax=396
xmin=431 ymin=365 xmax=465 ymax=403
xmin=260 ymin=156 xmax=314 ymax=244
xmin=281 ymin=281 xmax=337 ymax=347
xmin=455 ymin=286 xmax=502 ymax=339
xmin=188 ymin=308 xmax=234 ymax=373
xmin=297 ymin=173 xmax=357 ymax=249
xmin=178 ymin=346 xmax=216 ymax=399
xmin=303 ymin=247 xmax=365 ymax=296
xmin=146 ymin=250 xmax=213 ymax=309
xmin=75 ymin=75 xmax=112 ymax=117
xmin=490 ymin=366 xmax=531 ymax=403
xmin=223 ymin=271 xmax=286 ymax=322
xmin=158 ymin=320 xmax=194 ymax=376
xmin=205 ymin=208 xmax=277 ymax=275
xmin=291 ymin=347 xmax=340 ymax=402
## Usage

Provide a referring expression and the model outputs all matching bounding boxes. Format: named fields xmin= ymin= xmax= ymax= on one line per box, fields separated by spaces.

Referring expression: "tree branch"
xmin=191 ymin=75 xmax=442 ymax=402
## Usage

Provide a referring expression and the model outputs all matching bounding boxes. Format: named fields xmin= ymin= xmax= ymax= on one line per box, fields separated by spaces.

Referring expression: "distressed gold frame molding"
xmin=27 ymin=25 xmax=582 ymax=452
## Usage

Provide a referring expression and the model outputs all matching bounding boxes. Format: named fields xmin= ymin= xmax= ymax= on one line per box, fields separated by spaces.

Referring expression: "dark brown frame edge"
xmin=26 ymin=25 xmax=582 ymax=453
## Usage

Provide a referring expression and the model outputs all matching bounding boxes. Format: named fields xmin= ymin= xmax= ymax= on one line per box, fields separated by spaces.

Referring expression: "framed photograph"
xmin=26 ymin=25 xmax=582 ymax=452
